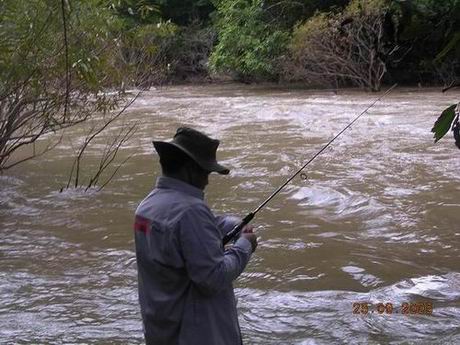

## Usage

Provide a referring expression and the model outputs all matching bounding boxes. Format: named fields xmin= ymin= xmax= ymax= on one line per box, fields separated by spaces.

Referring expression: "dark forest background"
xmin=112 ymin=0 xmax=459 ymax=91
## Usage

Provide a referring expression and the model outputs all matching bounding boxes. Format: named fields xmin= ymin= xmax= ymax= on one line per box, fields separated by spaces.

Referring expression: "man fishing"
xmin=134 ymin=127 xmax=258 ymax=345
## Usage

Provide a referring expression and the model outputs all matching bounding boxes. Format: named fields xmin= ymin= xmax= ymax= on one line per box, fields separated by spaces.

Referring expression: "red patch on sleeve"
xmin=134 ymin=215 xmax=150 ymax=234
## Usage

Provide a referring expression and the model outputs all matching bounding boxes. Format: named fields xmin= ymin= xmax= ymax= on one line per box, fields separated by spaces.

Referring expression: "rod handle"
xmin=222 ymin=212 xmax=255 ymax=246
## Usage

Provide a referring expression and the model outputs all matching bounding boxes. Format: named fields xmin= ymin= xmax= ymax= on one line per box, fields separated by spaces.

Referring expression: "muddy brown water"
xmin=1 ymin=84 xmax=459 ymax=344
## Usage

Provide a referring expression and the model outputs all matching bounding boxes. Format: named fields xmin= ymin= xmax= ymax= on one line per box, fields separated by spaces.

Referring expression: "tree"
xmin=119 ymin=21 xmax=179 ymax=86
xmin=284 ymin=0 xmax=394 ymax=91
xmin=387 ymin=0 xmax=460 ymax=86
xmin=210 ymin=0 xmax=290 ymax=82
xmin=0 ymin=0 xmax=126 ymax=171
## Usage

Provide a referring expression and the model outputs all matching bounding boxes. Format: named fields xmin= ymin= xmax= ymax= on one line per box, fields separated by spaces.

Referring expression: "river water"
xmin=1 ymin=84 xmax=459 ymax=344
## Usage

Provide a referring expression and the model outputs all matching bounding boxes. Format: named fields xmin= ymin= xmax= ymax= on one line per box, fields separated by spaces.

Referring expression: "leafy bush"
xmin=0 ymin=0 xmax=126 ymax=170
xmin=120 ymin=21 xmax=179 ymax=85
xmin=210 ymin=0 xmax=290 ymax=81
xmin=120 ymin=22 xmax=218 ymax=84
xmin=168 ymin=25 xmax=217 ymax=81
xmin=284 ymin=0 xmax=393 ymax=90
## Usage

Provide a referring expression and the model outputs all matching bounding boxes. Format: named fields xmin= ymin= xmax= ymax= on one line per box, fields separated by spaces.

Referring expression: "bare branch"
xmin=442 ymin=82 xmax=460 ymax=93
xmin=86 ymin=123 xmax=137 ymax=190
xmin=65 ymin=91 xmax=141 ymax=189
xmin=2 ymin=134 xmax=63 ymax=170
xmin=97 ymin=152 xmax=135 ymax=192
xmin=284 ymin=7 xmax=391 ymax=91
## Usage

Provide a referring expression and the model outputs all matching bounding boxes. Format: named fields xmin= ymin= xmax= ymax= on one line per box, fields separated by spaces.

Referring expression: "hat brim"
xmin=153 ymin=141 xmax=230 ymax=175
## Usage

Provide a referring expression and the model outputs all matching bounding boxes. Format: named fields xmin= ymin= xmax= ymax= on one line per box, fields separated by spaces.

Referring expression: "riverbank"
xmin=152 ymin=75 xmax=454 ymax=93
xmin=147 ymin=78 xmax=454 ymax=96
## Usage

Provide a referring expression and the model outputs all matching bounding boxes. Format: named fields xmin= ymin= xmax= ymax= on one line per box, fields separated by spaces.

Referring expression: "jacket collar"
xmin=156 ymin=176 xmax=204 ymax=200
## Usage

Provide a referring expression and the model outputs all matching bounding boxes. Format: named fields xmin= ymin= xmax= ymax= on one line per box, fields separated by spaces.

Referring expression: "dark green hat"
xmin=153 ymin=127 xmax=230 ymax=175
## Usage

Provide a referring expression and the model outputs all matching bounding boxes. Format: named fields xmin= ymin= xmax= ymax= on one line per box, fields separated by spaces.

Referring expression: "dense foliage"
xmin=109 ymin=0 xmax=459 ymax=87
xmin=388 ymin=0 xmax=460 ymax=86
xmin=209 ymin=0 xmax=290 ymax=81
xmin=3 ymin=0 xmax=455 ymax=88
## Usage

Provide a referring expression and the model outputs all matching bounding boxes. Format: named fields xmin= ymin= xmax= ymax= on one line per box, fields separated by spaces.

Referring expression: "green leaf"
xmin=431 ymin=104 xmax=457 ymax=142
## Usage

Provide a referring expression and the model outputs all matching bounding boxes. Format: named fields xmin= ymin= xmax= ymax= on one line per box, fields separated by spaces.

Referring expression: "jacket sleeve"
xmin=179 ymin=204 xmax=252 ymax=295
xmin=214 ymin=214 xmax=240 ymax=237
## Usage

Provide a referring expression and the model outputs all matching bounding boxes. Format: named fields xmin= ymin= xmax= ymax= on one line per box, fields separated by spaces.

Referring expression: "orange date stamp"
xmin=352 ymin=302 xmax=433 ymax=315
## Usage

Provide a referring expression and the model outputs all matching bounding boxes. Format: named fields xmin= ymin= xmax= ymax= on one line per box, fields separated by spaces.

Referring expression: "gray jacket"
xmin=134 ymin=176 xmax=253 ymax=345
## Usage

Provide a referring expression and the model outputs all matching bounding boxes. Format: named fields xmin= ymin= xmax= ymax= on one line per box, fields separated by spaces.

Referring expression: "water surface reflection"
xmin=1 ymin=85 xmax=459 ymax=344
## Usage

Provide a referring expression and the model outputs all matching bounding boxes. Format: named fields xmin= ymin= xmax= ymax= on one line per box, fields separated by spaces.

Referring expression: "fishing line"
xmin=223 ymin=83 xmax=398 ymax=245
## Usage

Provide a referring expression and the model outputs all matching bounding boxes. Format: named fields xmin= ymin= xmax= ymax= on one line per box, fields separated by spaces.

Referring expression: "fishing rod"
xmin=222 ymin=83 xmax=398 ymax=246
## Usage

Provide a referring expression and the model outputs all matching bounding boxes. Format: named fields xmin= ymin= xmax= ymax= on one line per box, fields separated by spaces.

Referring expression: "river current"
xmin=1 ymin=84 xmax=459 ymax=344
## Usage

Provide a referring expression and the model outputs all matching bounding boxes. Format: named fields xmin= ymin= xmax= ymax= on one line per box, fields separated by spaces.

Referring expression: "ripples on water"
xmin=239 ymin=273 xmax=460 ymax=345
xmin=1 ymin=85 xmax=459 ymax=344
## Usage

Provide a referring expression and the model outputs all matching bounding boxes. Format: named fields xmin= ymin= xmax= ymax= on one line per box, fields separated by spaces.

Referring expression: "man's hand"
xmin=241 ymin=225 xmax=257 ymax=253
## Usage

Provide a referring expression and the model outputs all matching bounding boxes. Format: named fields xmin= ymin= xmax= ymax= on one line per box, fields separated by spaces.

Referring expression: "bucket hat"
xmin=153 ymin=127 xmax=230 ymax=175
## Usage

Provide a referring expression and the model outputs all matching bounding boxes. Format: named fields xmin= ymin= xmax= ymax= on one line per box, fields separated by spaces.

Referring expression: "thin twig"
xmin=2 ymin=134 xmax=63 ymax=170
xmin=65 ymin=91 xmax=141 ymax=189
xmin=442 ymin=82 xmax=460 ymax=93
xmin=85 ymin=123 xmax=137 ymax=190
xmin=61 ymin=0 xmax=71 ymax=120
xmin=97 ymin=152 xmax=136 ymax=192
